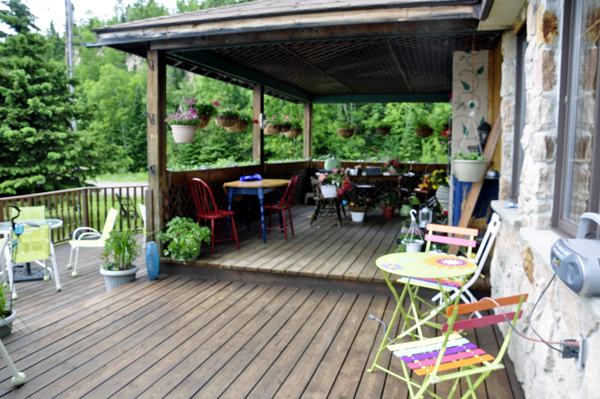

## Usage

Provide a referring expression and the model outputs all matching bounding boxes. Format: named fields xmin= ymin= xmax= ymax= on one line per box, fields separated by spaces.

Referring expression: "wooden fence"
xmin=0 ymin=186 xmax=147 ymax=244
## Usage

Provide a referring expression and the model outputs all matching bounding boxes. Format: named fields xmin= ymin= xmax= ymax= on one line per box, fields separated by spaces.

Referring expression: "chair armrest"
xmin=73 ymin=227 xmax=100 ymax=236
xmin=77 ymin=232 xmax=101 ymax=241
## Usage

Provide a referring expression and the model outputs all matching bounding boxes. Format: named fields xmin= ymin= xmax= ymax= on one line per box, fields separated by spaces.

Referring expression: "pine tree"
xmin=0 ymin=0 xmax=111 ymax=195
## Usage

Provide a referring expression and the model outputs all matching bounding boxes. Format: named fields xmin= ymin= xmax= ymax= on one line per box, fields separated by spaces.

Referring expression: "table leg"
xmin=334 ymin=199 xmax=342 ymax=227
xmin=227 ymin=188 xmax=234 ymax=234
xmin=258 ymin=188 xmax=266 ymax=243
xmin=311 ymin=201 xmax=322 ymax=225
xmin=247 ymin=198 xmax=251 ymax=231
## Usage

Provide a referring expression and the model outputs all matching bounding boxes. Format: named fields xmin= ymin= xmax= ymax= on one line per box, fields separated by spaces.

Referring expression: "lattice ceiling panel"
xmin=205 ymin=32 xmax=502 ymax=96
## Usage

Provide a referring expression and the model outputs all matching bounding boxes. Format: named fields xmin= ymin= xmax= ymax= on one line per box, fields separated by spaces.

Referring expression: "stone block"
xmin=535 ymin=50 xmax=556 ymax=93
xmin=576 ymin=300 xmax=599 ymax=337
xmin=501 ymin=98 xmax=514 ymax=132
xmin=502 ymin=31 xmax=517 ymax=59
xmin=499 ymin=176 xmax=511 ymax=200
xmin=500 ymin=62 xmax=516 ymax=97
xmin=530 ymin=133 xmax=555 ymax=161
xmin=525 ymin=45 xmax=537 ymax=91
xmin=522 ymin=213 xmax=552 ymax=228
xmin=522 ymin=245 xmax=535 ymax=284
xmin=528 ymin=93 xmax=554 ymax=132
xmin=527 ymin=1 xmax=538 ymax=42
xmin=536 ymin=5 xmax=559 ymax=46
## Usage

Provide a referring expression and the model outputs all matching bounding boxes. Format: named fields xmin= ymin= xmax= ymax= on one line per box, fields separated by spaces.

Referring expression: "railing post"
xmin=82 ymin=188 xmax=89 ymax=227
xmin=145 ymin=188 xmax=154 ymax=241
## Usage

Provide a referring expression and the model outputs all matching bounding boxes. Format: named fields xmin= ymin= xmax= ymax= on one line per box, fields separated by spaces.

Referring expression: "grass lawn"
xmin=91 ymin=172 xmax=148 ymax=183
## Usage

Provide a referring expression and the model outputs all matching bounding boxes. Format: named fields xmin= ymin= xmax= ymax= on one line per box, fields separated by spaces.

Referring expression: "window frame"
xmin=511 ymin=26 xmax=527 ymax=202
xmin=553 ymin=0 xmax=600 ymax=236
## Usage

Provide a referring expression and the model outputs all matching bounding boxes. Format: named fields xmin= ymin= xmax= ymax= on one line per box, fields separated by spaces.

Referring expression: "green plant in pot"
xmin=375 ymin=122 xmax=392 ymax=135
xmin=100 ymin=229 xmax=141 ymax=291
xmin=0 ymin=279 xmax=16 ymax=338
xmin=452 ymin=151 xmax=487 ymax=182
xmin=157 ymin=217 xmax=211 ymax=262
xmin=381 ymin=191 xmax=399 ymax=218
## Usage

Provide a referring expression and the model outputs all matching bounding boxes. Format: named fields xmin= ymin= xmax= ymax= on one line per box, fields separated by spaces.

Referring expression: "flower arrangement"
xmin=218 ymin=107 xmax=239 ymax=117
xmin=318 ymin=168 xmax=352 ymax=196
xmin=339 ymin=122 xmax=356 ymax=130
xmin=452 ymin=151 xmax=485 ymax=162
xmin=415 ymin=118 xmax=432 ymax=129
xmin=430 ymin=169 xmax=449 ymax=189
xmin=348 ymin=196 xmax=374 ymax=211
xmin=190 ymin=100 xmax=219 ymax=117
xmin=289 ymin=114 xmax=303 ymax=129
xmin=417 ymin=174 xmax=433 ymax=190
xmin=381 ymin=158 xmax=405 ymax=174
xmin=165 ymin=98 xmax=201 ymax=126
xmin=381 ymin=191 xmax=399 ymax=207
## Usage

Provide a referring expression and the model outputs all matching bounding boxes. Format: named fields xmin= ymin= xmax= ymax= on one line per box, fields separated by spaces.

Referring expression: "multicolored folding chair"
xmin=398 ymin=214 xmax=502 ymax=317
xmin=381 ymin=294 xmax=527 ymax=399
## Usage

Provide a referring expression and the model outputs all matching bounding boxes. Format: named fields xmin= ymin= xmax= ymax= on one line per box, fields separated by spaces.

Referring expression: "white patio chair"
xmin=67 ymin=208 xmax=119 ymax=277
xmin=138 ymin=203 xmax=147 ymax=248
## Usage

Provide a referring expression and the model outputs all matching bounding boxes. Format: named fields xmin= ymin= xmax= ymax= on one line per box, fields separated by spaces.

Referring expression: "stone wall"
xmin=491 ymin=201 xmax=600 ymax=399
xmin=499 ymin=0 xmax=561 ymax=228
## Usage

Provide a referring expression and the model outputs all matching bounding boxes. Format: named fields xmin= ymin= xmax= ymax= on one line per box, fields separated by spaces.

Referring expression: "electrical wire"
xmin=369 ymin=314 xmax=393 ymax=343
xmin=585 ymin=231 xmax=600 ymax=238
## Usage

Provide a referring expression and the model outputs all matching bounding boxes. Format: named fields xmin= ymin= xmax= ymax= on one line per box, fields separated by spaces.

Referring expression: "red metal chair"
xmin=188 ymin=178 xmax=240 ymax=254
xmin=259 ymin=175 xmax=299 ymax=241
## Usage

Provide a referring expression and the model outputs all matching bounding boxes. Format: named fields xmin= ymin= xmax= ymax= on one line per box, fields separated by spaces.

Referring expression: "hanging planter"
xmin=170 ymin=125 xmax=196 ymax=143
xmin=264 ymin=123 xmax=283 ymax=135
xmin=280 ymin=123 xmax=292 ymax=132
xmin=415 ymin=126 xmax=434 ymax=138
xmin=452 ymin=152 xmax=487 ymax=182
xmin=376 ymin=126 xmax=391 ymax=135
xmin=337 ymin=128 xmax=355 ymax=138
xmin=284 ymin=128 xmax=302 ymax=138
xmin=197 ymin=115 xmax=211 ymax=129
xmin=225 ymin=119 xmax=248 ymax=132
xmin=215 ymin=114 xmax=238 ymax=127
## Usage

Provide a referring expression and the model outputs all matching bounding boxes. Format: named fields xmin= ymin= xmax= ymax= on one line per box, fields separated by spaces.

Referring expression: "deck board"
xmin=0 ymin=221 xmax=523 ymax=399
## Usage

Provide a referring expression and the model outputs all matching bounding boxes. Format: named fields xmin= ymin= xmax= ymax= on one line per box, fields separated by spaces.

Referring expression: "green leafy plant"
xmin=415 ymin=118 xmax=432 ymax=128
xmin=348 ymin=196 xmax=374 ymax=210
xmin=376 ymin=122 xmax=392 ymax=128
xmin=191 ymin=100 xmax=219 ymax=117
xmin=101 ymin=229 xmax=141 ymax=271
xmin=218 ymin=107 xmax=239 ymax=117
xmin=339 ymin=122 xmax=356 ymax=130
xmin=453 ymin=151 xmax=485 ymax=162
xmin=157 ymin=217 xmax=211 ymax=261
xmin=0 ymin=278 xmax=12 ymax=319
xmin=381 ymin=191 xmax=399 ymax=207
xmin=318 ymin=169 xmax=352 ymax=191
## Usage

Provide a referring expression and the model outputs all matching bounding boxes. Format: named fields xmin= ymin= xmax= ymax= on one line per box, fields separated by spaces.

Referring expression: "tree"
xmin=0 ymin=0 xmax=118 ymax=195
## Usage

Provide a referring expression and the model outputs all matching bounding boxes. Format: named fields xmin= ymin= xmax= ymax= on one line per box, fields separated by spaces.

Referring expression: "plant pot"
xmin=452 ymin=160 xmax=488 ymax=182
xmin=197 ymin=114 xmax=211 ymax=129
xmin=215 ymin=114 xmax=238 ymax=128
xmin=435 ymin=185 xmax=450 ymax=212
xmin=382 ymin=206 xmax=395 ymax=218
xmin=351 ymin=211 xmax=365 ymax=222
xmin=284 ymin=128 xmax=302 ymax=138
xmin=320 ymin=184 xmax=338 ymax=198
xmin=387 ymin=166 xmax=398 ymax=176
xmin=224 ymin=119 xmax=248 ymax=132
xmin=376 ymin=127 xmax=391 ymax=135
xmin=415 ymin=127 xmax=434 ymax=138
xmin=0 ymin=310 xmax=17 ymax=338
xmin=100 ymin=266 xmax=139 ymax=292
xmin=337 ymin=128 xmax=355 ymax=138
xmin=402 ymin=239 xmax=424 ymax=253
xmin=170 ymin=125 xmax=196 ymax=143
xmin=280 ymin=123 xmax=292 ymax=132
xmin=264 ymin=123 xmax=283 ymax=135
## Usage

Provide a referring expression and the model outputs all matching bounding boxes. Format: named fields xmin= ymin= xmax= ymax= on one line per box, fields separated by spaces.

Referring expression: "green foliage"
xmin=101 ymin=229 xmax=141 ymax=270
xmin=453 ymin=151 xmax=485 ymax=161
xmin=157 ymin=217 xmax=211 ymax=261
xmin=381 ymin=191 xmax=399 ymax=207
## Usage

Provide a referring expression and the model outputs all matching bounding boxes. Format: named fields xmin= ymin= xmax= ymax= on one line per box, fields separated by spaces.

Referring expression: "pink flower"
xmin=272 ymin=115 xmax=277 ymax=119
xmin=332 ymin=168 xmax=338 ymax=173
xmin=285 ymin=115 xmax=290 ymax=120
xmin=318 ymin=174 xmax=326 ymax=181
xmin=186 ymin=98 xmax=195 ymax=104
xmin=213 ymin=101 xmax=220 ymax=106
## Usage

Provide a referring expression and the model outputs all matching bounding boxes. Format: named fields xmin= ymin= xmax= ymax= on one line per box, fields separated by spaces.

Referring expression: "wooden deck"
xmin=0 ymin=241 xmax=523 ymax=398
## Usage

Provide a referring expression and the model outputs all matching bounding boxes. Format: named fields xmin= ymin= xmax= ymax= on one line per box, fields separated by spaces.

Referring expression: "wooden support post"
xmin=253 ymin=85 xmax=265 ymax=167
xmin=303 ymin=102 xmax=313 ymax=160
xmin=449 ymin=115 xmax=502 ymax=255
xmin=147 ymin=50 xmax=167 ymax=243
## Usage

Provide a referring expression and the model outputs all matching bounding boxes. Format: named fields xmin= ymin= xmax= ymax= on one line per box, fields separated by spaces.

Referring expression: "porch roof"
xmin=90 ymin=0 xmax=503 ymax=103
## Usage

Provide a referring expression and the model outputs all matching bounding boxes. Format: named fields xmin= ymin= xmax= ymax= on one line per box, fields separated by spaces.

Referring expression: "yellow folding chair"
xmin=10 ymin=206 xmax=45 ymax=220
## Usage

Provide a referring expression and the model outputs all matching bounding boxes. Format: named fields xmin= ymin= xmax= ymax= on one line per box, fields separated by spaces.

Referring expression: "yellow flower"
xmin=433 ymin=185 xmax=438 ymax=189
xmin=445 ymin=177 xmax=448 ymax=182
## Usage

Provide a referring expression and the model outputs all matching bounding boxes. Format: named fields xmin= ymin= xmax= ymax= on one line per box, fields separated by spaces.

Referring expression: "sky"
xmin=25 ymin=0 xmax=179 ymax=34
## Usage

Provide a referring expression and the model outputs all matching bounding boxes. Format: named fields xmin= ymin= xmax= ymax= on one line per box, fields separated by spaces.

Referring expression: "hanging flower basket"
xmin=215 ymin=114 xmax=238 ymax=128
xmin=284 ymin=128 xmax=302 ymax=138
xmin=170 ymin=125 xmax=196 ymax=143
xmin=337 ymin=128 xmax=355 ymax=138
xmin=225 ymin=119 xmax=248 ymax=132
xmin=264 ymin=123 xmax=283 ymax=135
xmin=452 ymin=160 xmax=488 ymax=182
xmin=415 ymin=127 xmax=434 ymax=138
xmin=197 ymin=115 xmax=211 ymax=129
xmin=376 ymin=127 xmax=391 ymax=135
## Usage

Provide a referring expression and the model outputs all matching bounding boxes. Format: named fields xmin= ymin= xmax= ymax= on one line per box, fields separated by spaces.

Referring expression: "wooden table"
xmin=223 ymin=179 xmax=290 ymax=243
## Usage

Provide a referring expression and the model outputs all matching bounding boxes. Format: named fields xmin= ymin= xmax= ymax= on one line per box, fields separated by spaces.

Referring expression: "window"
xmin=554 ymin=0 xmax=600 ymax=236
xmin=511 ymin=26 xmax=527 ymax=202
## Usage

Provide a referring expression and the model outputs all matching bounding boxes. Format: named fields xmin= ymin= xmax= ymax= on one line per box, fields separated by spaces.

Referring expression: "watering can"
xmin=324 ymin=155 xmax=341 ymax=171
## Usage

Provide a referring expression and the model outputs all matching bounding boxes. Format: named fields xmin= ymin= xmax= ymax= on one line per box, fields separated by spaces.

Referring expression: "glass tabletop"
xmin=0 ymin=219 xmax=63 ymax=231
xmin=376 ymin=252 xmax=477 ymax=279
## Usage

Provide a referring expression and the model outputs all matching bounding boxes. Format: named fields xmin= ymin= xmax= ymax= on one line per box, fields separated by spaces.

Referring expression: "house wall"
xmin=493 ymin=1 xmax=600 ymax=398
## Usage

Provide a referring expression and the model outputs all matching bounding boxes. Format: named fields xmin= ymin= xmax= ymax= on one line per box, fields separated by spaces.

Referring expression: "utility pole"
xmin=65 ymin=0 xmax=76 ymax=131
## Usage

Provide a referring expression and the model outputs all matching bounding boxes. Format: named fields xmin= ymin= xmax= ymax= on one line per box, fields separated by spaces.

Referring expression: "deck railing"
xmin=0 ymin=185 xmax=147 ymax=244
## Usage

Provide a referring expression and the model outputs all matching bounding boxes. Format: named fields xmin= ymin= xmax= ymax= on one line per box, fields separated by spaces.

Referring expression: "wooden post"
xmin=146 ymin=50 xmax=167 ymax=243
xmin=82 ymin=188 xmax=89 ymax=227
xmin=303 ymin=102 xmax=313 ymax=160
xmin=253 ymin=85 xmax=265 ymax=166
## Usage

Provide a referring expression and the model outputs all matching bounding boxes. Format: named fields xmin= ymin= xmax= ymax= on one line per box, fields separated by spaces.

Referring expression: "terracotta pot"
xmin=337 ymin=128 xmax=355 ymax=138
xmin=170 ymin=125 xmax=196 ymax=143
xmin=415 ymin=127 xmax=434 ymax=138
xmin=382 ymin=206 xmax=395 ymax=218
xmin=376 ymin=127 xmax=391 ymax=135
xmin=215 ymin=114 xmax=238 ymax=128
xmin=284 ymin=128 xmax=302 ymax=138
xmin=197 ymin=115 xmax=211 ymax=129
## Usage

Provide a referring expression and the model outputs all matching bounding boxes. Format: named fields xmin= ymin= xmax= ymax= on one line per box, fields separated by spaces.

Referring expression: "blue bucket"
xmin=146 ymin=241 xmax=160 ymax=280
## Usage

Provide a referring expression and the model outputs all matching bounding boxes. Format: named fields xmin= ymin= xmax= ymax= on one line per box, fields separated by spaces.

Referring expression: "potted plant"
xmin=215 ymin=107 xmax=239 ymax=128
xmin=225 ymin=110 xmax=251 ymax=132
xmin=400 ymin=195 xmax=420 ymax=217
xmin=318 ymin=168 xmax=351 ymax=198
xmin=380 ymin=191 xmax=399 ymax=218
xmin=452 ymin=151 xmax=488 ymax=182
xmin=284 ymin=114 xmax=303 ymax=138
xmin=100 ymin=229 xmax=141 ymax=291
xmin=337 ymin=122 xmax=356 ymax=138
xmin=348 ymin=197 xmax=374 ymax=222
xmin=0 ymin=281 xmax=16 ymax=338
xmin=264 ymin=114 xmax=285 ymax=135
xmin=376 ymin=122 xmax=392 ymax=135
xmin=157 ymin=217 xmax=211 ymax=261
xmin=166 ymin=99 xmax=202 ymax=143
xmin=415 ymin=119 xmax=434 ymax=138
xmin=431 ymin=169 xmax=450 ymax=211
xmin=190 ymin=100 xmax=219 ymax=129
xmin=381 ymin=158 xmax=405 ymax=176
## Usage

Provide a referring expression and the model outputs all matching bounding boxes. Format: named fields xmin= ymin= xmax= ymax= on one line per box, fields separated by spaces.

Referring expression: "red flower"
xmin=253 ymin=119 xmax=259 ymax=124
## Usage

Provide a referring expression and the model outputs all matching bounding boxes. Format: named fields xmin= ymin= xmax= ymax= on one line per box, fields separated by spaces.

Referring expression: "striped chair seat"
xmin=390 ymin=334 xmax=494 ymax=376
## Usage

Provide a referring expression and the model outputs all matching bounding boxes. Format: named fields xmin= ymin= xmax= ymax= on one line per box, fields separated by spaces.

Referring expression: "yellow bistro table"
xmin=369 ymin=252 xmax=477 ymax=373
